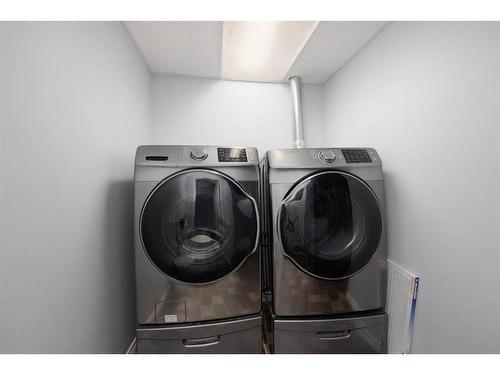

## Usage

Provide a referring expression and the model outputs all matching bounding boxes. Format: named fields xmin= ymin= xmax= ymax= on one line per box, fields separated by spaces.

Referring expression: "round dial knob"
xmin=190 ymin=148 xmax=208 ymax=161
xmin=318 ymin=150 xmax=336 ymax=163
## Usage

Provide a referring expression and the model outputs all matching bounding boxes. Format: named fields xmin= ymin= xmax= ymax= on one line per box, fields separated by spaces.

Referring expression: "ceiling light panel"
xmin=221 ymin=21 xmax=318 ymax=82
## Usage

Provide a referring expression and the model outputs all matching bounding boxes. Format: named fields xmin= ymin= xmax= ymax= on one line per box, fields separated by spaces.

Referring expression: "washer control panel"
xmin=318 ymin=150 xmax=336 ymax=163
xmin=189 ymin=148 xmax=208 ymax=161
xmin=342 ymin=149 xmax=372 ymax=163
xmin=217 ymin=147 xmax=248 ymax=162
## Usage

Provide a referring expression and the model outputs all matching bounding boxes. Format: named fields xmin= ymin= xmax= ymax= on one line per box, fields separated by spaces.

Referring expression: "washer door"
xmin=279 ymin=171 xmax=382 ymax=280
xmin=141 ymin=169 xmax=259 ymax=284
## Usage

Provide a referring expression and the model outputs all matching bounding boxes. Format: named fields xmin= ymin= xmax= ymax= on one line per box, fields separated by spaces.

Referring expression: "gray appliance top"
xmin=266 ymin=148 xmax=381 ymax=169
xmin=135 ymin=145 xmax=259 ymax=168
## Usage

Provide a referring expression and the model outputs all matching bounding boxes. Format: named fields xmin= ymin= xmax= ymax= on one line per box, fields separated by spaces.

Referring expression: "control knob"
xmin=318 ymin=150 xmax=336 ymax=163
xmin=190 ymin=148 xmax=208 ymax=161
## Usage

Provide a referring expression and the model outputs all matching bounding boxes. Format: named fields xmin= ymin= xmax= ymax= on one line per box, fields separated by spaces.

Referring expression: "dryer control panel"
xmin=267 ymin=148 xmax=381 ymax=170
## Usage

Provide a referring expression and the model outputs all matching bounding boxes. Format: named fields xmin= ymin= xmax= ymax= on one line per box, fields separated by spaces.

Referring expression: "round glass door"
xmin=140 ymin=169 xmax=259 ymax=284
xmin=279 ymin=171 xmax=382 ymax=280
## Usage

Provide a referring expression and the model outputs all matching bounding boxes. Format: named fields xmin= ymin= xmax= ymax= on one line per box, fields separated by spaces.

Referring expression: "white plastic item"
xmin=387 ymin=260 xmax=420 ymax=354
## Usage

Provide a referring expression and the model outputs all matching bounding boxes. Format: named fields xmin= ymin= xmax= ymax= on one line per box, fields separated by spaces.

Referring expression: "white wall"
xmin=323 ymin=22 xmax=500 ymax=353
xmin=151 ymin=76 xmax=325 ymax=156
xmin=0 ymin=22 xmax=151 ymax=353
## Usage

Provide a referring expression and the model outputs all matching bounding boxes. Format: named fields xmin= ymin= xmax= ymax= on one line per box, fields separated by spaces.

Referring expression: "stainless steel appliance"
xmin=260 ymin=148 xmax=388 ymax=354
xmin=134 ymin=145 xmax=262 ymax=353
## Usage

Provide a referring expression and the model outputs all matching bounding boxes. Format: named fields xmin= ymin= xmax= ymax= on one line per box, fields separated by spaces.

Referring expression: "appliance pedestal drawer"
xmin=274 ymin=312 xmax=387 ymax=354
xmin=136 ymin=315 xmax=262 ymax=354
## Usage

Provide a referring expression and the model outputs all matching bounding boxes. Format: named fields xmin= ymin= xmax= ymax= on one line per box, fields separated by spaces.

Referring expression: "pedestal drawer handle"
xmin=316 ymin=330 xmax=352 ymax=340
xmin=183 ymin=335 xmax=221 ymax=348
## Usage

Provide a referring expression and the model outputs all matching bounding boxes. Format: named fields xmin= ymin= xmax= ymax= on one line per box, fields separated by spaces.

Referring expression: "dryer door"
xmin=279 ymin=171 xmax=382 ymax=280
xmin=140 ymin=169 xmax=259 ymax=284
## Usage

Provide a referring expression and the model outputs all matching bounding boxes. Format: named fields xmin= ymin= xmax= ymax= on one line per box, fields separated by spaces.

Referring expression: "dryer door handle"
xmin=183 ymin=335 xmax=221 ymax=348
xmin=316 ymin=330 xmax=352 ymax=341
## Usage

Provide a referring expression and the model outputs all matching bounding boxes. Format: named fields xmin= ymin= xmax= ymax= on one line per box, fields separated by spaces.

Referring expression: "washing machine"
xmin=134 ymin=145 xmax=262 ymax=353
xmin=261 ymin=148 xmax=387 ymax=353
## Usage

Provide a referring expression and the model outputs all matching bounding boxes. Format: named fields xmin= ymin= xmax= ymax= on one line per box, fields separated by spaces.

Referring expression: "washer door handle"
xmin=316 ymin=330 xmax=352 ymax=341
xmin=183 ymin=335 xmax=221 ymax=348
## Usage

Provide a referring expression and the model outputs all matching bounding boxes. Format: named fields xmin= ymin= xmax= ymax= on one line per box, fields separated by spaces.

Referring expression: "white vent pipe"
xmin=289 ymin=76 xmax=305 ymax=148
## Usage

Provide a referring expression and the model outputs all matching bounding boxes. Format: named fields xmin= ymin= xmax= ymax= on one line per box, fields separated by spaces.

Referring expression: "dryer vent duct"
xmin=289 ymin=76 xmax=305 ymax=148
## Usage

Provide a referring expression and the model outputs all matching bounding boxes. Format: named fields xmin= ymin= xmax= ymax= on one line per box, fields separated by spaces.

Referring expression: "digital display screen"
xmin=342 ymin=149 xmax=372 ymax=164
xmin=217 ymin=148 xmax=248 ymax=162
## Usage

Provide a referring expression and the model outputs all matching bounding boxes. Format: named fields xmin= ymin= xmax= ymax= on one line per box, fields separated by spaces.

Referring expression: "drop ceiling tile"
xmin=124 ymin=21 xmax=223 ymax=77
xmin=287 ymin=21 xmax=389 ymax=83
